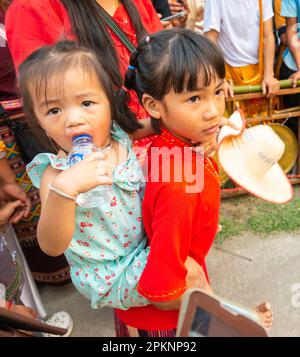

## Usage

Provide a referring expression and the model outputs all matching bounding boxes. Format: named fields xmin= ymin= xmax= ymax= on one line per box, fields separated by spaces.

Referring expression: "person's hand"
xmin=168 ymin=0 xmax=189 ymax=26
xmin=185 ymin=256 xmax=213 ymax=294
xmin=190 ymin=117 xmax=240 ymax=157
xmin=223 ymin=80 xmax=234 ymax=99
xmin=289 ymin=70 xmax=300 ymax=88
xmin=1 ymin=183 xmax=31 ymax=218
xmin=10 ymin=304 xmax=38 ymax=319
xmin=262 ymin=75 xmax=280 ymax=96
xmin=0 ymin=200 xmax=25 ymax=225
xmin=53 ymin=152 xmax=113 ymax=197
xmin=168 ymin=0 xmax=185 ymax=14
xmin=157 ymin=13 xmax=172 ymax=29
xmin=199 ymin=134 xmax=218 ymax=157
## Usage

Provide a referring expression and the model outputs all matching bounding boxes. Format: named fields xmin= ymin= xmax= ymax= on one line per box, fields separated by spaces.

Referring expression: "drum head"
xmin=268 ymin=123 xmax=298 ymax=173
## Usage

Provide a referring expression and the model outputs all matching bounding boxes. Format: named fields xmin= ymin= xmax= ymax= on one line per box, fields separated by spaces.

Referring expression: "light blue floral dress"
xmin=27 ymin=125 xmax=149 ymax=310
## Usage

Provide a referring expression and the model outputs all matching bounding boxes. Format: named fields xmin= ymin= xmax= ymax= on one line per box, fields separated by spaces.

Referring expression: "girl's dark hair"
xmin=61 ymin=0 xmax=147 ymax=89
xmin=18 ymin=41 xmax=142 ymax=152
xmin=125 ymin=28 xmax=226 ymax=132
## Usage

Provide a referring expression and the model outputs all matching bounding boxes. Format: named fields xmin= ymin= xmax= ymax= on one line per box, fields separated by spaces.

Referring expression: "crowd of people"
xmin=0 ymin=0 xmax=298 ymax=337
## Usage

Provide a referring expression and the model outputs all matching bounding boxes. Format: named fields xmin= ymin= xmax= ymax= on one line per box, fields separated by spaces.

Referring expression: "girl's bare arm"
xmin=37 ymin=165 xmax=76 ymax=257
xmin=150 ymin=257 xmax=213 ymax=310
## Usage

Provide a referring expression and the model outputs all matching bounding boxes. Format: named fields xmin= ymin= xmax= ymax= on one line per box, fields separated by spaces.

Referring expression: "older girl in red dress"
xmin=115 ymin=28 xmax=273 ymax=336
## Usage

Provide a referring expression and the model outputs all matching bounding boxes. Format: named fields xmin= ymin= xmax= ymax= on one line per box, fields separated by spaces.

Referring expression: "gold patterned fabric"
xmin=0 ymin=139 xmax=6 ymax=159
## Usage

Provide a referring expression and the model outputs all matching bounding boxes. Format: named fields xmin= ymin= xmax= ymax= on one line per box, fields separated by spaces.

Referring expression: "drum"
xmin=268 ymin=123 xmax=298 ymax=173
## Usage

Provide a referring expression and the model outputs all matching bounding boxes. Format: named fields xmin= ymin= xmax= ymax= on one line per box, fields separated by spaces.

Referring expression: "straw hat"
xmin=217 ymin=111 xmax=293 ymax=203
xmin=267 ymin=123 xmax=298 ymax=174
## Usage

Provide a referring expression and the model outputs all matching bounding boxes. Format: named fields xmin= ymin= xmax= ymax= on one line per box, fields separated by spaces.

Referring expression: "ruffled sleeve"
xmin=111 ymin=123 xmax=145 ymax=192
xmin=111 ymin=122 xmax=132 ymax=148
xmin=26 ymin=153 xmax=68 ymax=189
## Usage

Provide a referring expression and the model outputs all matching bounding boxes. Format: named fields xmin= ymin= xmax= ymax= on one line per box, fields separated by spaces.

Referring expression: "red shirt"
xmin=0 ymin=9 xmax=17 ymax=99
xmin=116 ymin=129 xmax=221 ymax=331
xmin=5 ymin=0 xmax=162 ymax=119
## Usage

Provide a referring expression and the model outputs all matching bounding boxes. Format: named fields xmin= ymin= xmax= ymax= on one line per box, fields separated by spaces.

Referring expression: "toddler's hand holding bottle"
xmin=53 ymin=151 xmax=113 ymax=207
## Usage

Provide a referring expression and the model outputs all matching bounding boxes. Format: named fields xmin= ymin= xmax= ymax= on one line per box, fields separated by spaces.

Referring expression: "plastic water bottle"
xmin=68 ymin=134 xmax=112 ymax=208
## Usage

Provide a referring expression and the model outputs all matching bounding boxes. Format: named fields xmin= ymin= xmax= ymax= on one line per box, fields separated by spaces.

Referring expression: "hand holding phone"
xmin=161 ymin=10 xmax=186 ymax=22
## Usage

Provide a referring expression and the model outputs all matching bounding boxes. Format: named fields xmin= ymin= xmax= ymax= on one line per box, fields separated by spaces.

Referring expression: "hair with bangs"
xmin=125 ymin=28 xmax=225 ymax=132
xmin=18 ymin=41 xmax=142 ymax=152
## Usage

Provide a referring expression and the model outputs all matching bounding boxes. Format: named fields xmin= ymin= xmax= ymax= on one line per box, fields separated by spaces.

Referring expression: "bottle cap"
xmin=72 ymin=134 xmax=92 ymax=142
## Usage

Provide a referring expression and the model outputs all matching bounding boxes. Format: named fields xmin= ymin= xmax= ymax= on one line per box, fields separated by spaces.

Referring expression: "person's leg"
xmin=256 ymin=302 xmax=273 ymax=330
xmin=279 ymin=62 xmax=300 ymax=137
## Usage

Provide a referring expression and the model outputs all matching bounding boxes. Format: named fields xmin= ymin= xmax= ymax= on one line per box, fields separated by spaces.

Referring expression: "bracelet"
xmin=48 ymin=184 xmax=77 ymax=201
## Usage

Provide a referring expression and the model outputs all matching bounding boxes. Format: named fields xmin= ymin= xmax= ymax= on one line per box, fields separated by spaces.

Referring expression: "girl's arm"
xmin=0 ymin=157 xmax=16 ymax=184
xmin=37 ymin=165 xmax=77 ymax=257
xmin=286 ymin=16 xmax=300 ymax=86
xmin=151 ymin=257 xmax=213 ymax=310
xmin=138 ymin=180 xmax=216 ymax=310
xmin=262 ymin=18 xmax=280 ymax=96
xmin=37 ymin=152 xmax=113 ymax=256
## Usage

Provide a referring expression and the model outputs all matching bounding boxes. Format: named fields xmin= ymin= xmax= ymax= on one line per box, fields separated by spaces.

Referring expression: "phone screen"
xmin=189 ymin=306 xmax=245 ymax=337
xmin=189 ymin=307 xmax=211 ymax=337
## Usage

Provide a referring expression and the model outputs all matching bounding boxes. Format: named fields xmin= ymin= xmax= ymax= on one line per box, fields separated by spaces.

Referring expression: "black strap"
xmin=99 ymin=6 xmax=136 ymax=54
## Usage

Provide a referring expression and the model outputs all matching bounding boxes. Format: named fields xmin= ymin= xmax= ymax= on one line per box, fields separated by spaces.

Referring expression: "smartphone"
xmin=161 ymin=10 xmax=186 ymax=22
xmin=177 ymin=288 xmax=268 ymax=337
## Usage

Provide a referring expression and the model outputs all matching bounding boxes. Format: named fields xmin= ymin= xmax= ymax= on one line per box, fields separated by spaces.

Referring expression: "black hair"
xmin=18 ymin=41 xmax=142 ymax=152
xmin=61 ymin=0 xmax=147 ymax=89
xmin=125 ymin=28 xmax=226 ymax=132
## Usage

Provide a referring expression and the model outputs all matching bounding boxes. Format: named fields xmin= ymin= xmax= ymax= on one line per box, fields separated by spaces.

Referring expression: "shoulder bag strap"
xmin=98 ymin=5 xmax=136 ymax=54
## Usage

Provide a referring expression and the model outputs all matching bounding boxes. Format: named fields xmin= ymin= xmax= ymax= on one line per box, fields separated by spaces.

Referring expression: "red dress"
xmin=5 ymin=0 xmax=162 ymax=120
xmin=116 ymin=128 xmax=221 ymax=331
xmin=0 ymin=9 xmax=16 ymax=99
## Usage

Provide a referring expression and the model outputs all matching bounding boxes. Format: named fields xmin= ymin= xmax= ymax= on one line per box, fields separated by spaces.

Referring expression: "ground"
xmin=38 ymin=190 xmax=300 ymax=337
xmin=217 ymin=186 xmax=300 ymax=245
